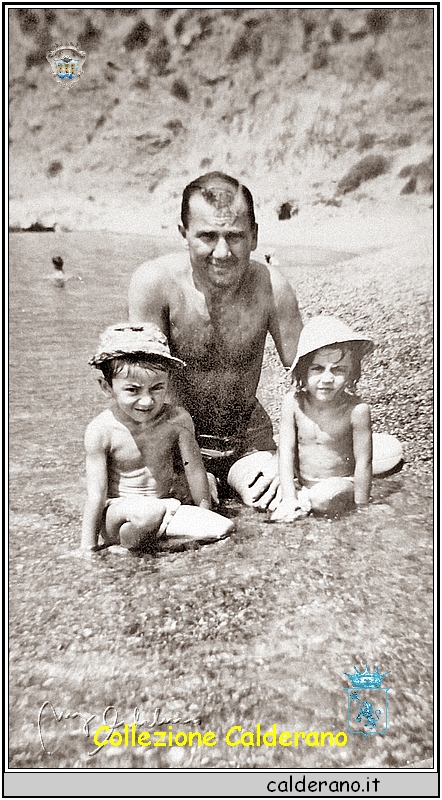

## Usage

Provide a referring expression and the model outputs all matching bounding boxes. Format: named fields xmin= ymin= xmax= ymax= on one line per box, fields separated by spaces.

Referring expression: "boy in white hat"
xmin=271 ymin=315 xmax=376 ymax=520
xmin=81 ymin=323 xmax=233 ymax=553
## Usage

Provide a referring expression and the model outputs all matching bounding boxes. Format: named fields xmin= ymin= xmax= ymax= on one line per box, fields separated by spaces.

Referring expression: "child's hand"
xmin=270 ymin=498 xmax=308 ymax=523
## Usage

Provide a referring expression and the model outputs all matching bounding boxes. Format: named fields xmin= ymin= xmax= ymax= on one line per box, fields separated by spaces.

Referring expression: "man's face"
xmin=180 ymin=187 xmax=258 ymax=289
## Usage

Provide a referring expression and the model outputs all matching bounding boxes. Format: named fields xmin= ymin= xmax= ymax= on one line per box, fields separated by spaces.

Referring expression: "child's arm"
xmin=177 ymin=419 xmax=211 ymax=509
xmin=80 ymin=421 xmax=109 ymax=550
xmin=271 ymin=393 xmax=303 ymax=521
xmin=351 ymin=403 xmax=372 ymax=505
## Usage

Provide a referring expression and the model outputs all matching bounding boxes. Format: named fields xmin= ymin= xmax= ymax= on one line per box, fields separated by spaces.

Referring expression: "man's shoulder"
xmin=248 ymin=257 xmax=272 ymax=280
xmin=248 ymin=258 xmax=294 ymax=297
xmin=131 ymin=251 xmax=190 ymax=284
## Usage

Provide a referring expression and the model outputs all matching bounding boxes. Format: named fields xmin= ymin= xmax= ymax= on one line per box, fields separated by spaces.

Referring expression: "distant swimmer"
xmin=49 ymin=256 xmax=83 ymax=286
xmin=52 ymin=256 xmax=66 ymax=287
xmin=264 ymin=250 xmax=280 ymax=267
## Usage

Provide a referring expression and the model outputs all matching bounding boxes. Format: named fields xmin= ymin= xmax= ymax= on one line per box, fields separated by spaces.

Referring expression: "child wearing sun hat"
xmin=80 ymin=323 xmax=234 ymax=553
xmin=271 ymin=315 xmax=402 ymax=520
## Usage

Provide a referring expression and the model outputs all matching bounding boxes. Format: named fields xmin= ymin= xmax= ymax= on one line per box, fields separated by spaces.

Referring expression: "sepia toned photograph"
xmin=8 ymin=4 xmax=434 ymax=792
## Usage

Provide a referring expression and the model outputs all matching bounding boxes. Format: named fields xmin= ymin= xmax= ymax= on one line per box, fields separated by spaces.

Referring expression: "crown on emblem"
xmin=344 ymin=664 xmax=390 ymax=689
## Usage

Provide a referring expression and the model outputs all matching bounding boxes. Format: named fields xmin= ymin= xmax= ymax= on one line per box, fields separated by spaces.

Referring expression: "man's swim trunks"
xmin=170 ymin=399 xmax=276 ymax=499
xmin=196 ymin=399 xmax=276 ymax=488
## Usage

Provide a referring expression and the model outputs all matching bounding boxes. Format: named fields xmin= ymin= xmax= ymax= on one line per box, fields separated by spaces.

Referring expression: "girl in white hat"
xmin=271 ymin=315 xmax=376 ymax=520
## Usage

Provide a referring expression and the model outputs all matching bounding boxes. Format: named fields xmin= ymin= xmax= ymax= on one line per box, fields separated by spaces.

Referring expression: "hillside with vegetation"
xmin=9 ymin=7 xmax=433 ymax=232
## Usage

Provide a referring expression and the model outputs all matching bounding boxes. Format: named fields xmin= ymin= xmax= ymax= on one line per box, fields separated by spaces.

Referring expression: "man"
xmin=128 ymin=172 xmax=303 ymax=509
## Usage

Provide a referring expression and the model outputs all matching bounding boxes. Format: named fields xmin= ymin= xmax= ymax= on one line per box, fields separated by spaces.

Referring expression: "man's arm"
xmin=352 ymin=403 xmax=373 ymax=505
xmin=267 ymin=265 xmax=303 ymax=368
xmin=128 ymin=258 xmax=169 ymax=332
xmin=240 ymin=265 xmax=302 ymax=512
xmin=80 ymin=422 xmax=109 ymax=550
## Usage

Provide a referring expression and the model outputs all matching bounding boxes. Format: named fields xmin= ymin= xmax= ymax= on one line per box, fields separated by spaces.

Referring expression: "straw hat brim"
xmin=89 ymin=323 xmax=186 ymax=369
xmin=89 ymin=349 xmax=186 ymax=369
xmin=290 ymin=316 xmax=375 ymax=374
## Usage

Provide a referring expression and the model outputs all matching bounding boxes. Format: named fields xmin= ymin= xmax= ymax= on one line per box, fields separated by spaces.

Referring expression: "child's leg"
xmin=164 ymin=505 xmax=235 ymax=542
xmin=104 ymin=497 xmax=167 ymax=549
xmin=306 ymin=478 xmax=354 ymax=515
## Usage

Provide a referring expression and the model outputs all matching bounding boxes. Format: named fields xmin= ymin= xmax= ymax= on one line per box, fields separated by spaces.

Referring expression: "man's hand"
xmin=249 ymin=464 xmax=282 ymax=511
xmin=228 ymin=451 xmax=283 ymax=510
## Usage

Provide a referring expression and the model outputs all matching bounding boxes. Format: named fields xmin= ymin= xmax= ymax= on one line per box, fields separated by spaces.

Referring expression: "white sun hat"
xmin=290 ymin=315 xmax=375 ymax=374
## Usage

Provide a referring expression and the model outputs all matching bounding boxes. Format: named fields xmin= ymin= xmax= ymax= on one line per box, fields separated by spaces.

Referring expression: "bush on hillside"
xmin=44 ymin=9 xmax=56 ymax=25
xmin=17 ymin=9 xmax=39 ymax=35
xmin=46 ymin=160 xmax=63 ymax=178
xmin=358 ymin=132 xmax=376 ymax=151
xmin=171 ymin=80 xmax=190 ymax=102
xmin=25 ymin=50 xmax=46 ymax=68
xmin=148 ymin=36 xmax=171 ymax=74
xmin=330 ymin=19 xmax=345 ymax=43
xmin=398 ymin=165 xmax=413 ymax=178
xmin=399 ymin=156 xmax=433 ymax=194
xmin=400 ymin=177 xmax=417 ymax=195
xmin=363 ymin=49 xmax=384 ymax=79
xmin=399 ymin=133 xmax=414 ymax=147
xmin=278 ymin=202 xmax=298 ymax=220
xmin=337 ymin=154 xmax=389 ymax=194
xmin=312 ymin=43 xmax=329 ymax=70
xmin=79 ymin=18 xmax=101 ymax=45
xmin=229 ymin=31 xmax=263 ymax=61
xmin=366 ymin=9 xmax=391 ymax=36
xmin=124 ymin=20 xmax=151 ymax=51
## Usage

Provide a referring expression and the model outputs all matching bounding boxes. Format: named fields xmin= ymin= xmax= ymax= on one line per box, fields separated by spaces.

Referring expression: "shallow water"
xmin=9 ymin=233 xmax=433 ymax=770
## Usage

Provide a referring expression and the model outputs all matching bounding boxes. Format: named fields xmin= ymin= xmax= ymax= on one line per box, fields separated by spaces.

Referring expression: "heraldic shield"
xmin=46 ymin=44 xmax=86 ymax=86
xmin=344 ymin=665 xmax=390 ymax=737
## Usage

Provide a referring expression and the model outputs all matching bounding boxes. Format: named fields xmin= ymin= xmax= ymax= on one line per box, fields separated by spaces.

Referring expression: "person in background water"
xmin=50 ymin=255 xmax=82 ymax=286
xmin=52 ymin=256 xmax=67 ymax=287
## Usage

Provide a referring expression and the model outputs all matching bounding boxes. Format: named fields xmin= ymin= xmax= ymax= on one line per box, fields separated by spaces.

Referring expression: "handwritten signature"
xmin=38 ymin=701 xmax=201 ymax=757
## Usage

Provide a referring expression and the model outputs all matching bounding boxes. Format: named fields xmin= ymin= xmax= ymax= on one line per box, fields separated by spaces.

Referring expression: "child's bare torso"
xmin=293 ymin=392 xmax=362 ymax=485
xmin=97 ymin=404 xmax=189 ymax=499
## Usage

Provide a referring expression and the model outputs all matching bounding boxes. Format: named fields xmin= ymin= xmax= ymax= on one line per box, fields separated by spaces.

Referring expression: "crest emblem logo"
xmin=46 ymin=43 xmax=86 ymax=87
xmin=344 ymin=664 xmax=390 ymax=737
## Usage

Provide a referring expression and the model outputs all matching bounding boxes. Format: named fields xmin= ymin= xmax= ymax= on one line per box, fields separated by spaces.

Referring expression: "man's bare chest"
xmin=169 ymin=289 xmax=268 ymax=363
